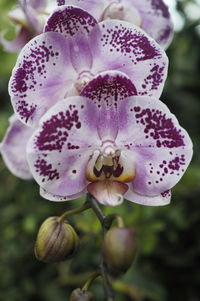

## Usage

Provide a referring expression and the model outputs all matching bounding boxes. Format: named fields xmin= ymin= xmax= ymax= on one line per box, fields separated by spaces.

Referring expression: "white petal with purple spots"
xmin=27 ymin=96 xmax=101 ymax=197
xmin=44 ymin=6 xmax=98 ymax=72
xmin=122 ymin=0 xmax=173 ymax=49
xmin=81 ymin=70 xmax=137 ymax=140
xmin=44 ymin=5 xmax=97 ymax=39
xmin=116 ymin=96 xmax=193 ymax=196
xmin=59 ymin=0 xmax=173 ymax=49
xmin=40 ymin=187 xmax=87 ymax=201
xmin=9 ymin=32 xmax=76 ymax=126
xmin=125 ymin=187 xmax=171 ymax=206
xmin=89 ymin=20 xmax=168 ymax=98
xmin=56 ymin=0 xmax=106 ymax=20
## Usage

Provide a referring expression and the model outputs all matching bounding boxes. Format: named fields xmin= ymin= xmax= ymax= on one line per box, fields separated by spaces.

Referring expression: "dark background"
xmin=0 ymin=0 xmax=200 ymax=300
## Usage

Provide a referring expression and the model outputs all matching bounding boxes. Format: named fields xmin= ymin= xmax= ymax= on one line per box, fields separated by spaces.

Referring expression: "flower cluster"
xmin=0 ymin=1 xmax=193 ymax=207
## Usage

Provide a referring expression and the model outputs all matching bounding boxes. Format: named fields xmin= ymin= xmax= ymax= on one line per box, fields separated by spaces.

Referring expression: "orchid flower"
xmin=57 ymin=0 xmax=173 ymax=49
xmin=0 ymin=0 xmax=56 ymax=52
xmin=25 ymin=72 xmax=193 ymax=206
xmin=0 ymin=115 xmax=34 ymax=179
xmin=9 ymin=5 xmax=168 ymax=128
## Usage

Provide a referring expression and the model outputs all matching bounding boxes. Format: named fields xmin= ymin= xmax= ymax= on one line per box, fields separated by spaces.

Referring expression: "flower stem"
xmin=59 ymin=202 xmax=90 ymax=222
xmin=86 ymin=194 xmax=105 ymax=226
xmin=87 ymin=194 xmax=115 ymax=301
xmin=82 ymin=271 xmax=100 ymax=291
xmin=104 ymin=214 xmax=125 ymax=229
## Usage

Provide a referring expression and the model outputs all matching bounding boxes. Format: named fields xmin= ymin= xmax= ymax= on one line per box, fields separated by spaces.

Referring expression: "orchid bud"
xmin=102 ymin=227 xmax=137 ymax=274
xmin=70 ymin=288 xmax=95 ymax=301
xmin=34 ymin=216 xmax=79 ymax=263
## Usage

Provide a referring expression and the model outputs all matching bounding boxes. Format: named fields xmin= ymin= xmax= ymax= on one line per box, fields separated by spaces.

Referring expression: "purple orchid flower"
xmin=24 ymin=72 xmax=193 ymax=206
xmin=0 ymin=115 xmax=34 ymax=179
xmin=57 ymin=0 xmax=173 ymax=49
xmin=9 ymin=5 xmax=168 ymax=128
xmin=0 ymin=0 xmax=55 ymax=53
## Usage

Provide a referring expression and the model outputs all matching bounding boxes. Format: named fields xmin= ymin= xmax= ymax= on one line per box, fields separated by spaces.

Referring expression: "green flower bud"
xmin=34 ymin=216 xmax=79 ymax=263
xmin=70 ymin=288 xmax=95 ymax=301
xmin=102 ymin=227 xmax=137 ymax=274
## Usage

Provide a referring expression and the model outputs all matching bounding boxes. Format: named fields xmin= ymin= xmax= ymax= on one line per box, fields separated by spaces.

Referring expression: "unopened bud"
xmin=34 ymin=216 xmax=79 ymax=263
xmin=102 ymin=227 xmax=137 ymax=274
xmin=70 ymin=288 xmax=95 ymax=301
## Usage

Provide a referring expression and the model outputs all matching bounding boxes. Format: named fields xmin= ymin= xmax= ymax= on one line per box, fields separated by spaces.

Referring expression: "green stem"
xmin=104 ymin=214 xmax=125 ymax=229
xmin=59 ymin=202 xmax=90 ymax=222
xmin=100 ymin=260 xmax=115 ymax=301
xmin=82 ymin=271 xmax=100 ymax=291
xmin=87 ymin=194 xmax=115 ymax=301
xmin=86 ymin=194 xmax=105 ymax=226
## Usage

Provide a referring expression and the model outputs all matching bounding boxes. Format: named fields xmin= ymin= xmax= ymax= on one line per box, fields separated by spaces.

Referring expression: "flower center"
xmin=86 ymin=141 xmax=136 ymax=183
xmin=101 ymin=2 xmax=142 ymax=27
xmin=75 ymin=70 xmax=94 ymax=94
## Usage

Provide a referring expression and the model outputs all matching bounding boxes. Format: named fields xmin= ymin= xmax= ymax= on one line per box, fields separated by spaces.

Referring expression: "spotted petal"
xmin=59 ymin=0 xmax=173 ymax=49
xmin=29 ymin=0 xmax=47 ymax=10
xmin=0 ymin=115 xmax=33 ymax=179
xmin=44 ymin=5 xmax=97 ymax=72
xmin=125 ymin=0 xmax=174 ymax=49
xmin=40 ymin=187 xmax=86 ymax=201
xmin=9 ymin=32 xmax=76 ymax=126
xmin=81 ymin=70 xmax=137 ymax=140
xmin=125 ymin=187 xmax=171 ymax=206
xmin=116 ymin=96 xmax=193 ymax=196
xmin=56 ymin=0 xmax=106 ymax=20
xmin=27 ymin=96 xmax=101 ymax=197
xmin=89 ymin=20 xmax=168 ymax=98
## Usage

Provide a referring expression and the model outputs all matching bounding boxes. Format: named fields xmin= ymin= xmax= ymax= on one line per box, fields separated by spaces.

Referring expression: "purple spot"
xmin=143 ymin=64 xmax=165 ymax=91
xmin=133 ymin=107 xmax=185 ymax=148
xmin=35 ymin=158 xmax=59 ymax=182
xmin=57 ymin=0 xmax=65 ymax=5
xmin=45 ymin=6 xmax=97 ymax=37
xmin=151 ymin=0 xmax=170 ymax=18
xmin=158 ymin=26 xmax=172 ymax=44
xmin=161 ymin=190 xmax=170 ymax=198
xmin=81 ymin=73 xmax=137 ymax=109
xmin=11 ymin=40 xmax=61 ymax=122
xmin=101 ymin=23 xmax=160 ymax=62
xmin=16 ymin=100 xmax=37 ymax=123
xmin=35 ymin=106 xmax=81 ymax=153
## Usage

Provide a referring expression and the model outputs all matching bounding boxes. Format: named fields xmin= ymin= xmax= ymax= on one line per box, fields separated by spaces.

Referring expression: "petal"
xmin=29 ymin=0 xmax=47 ymax=10
xmin=0 ymin=115 xmax=33 ymax=179
xmin=44 ymin=6 xmax=97 ymax=73
xmin=81 ymin=70 xmax=137 ymax=140
xmin=60 ymin=0 xmax=173 ymax=49
xmin=56 ymin=0 xmax=105 ymax=20
xmin=89 ymin=20 xmax=168 ymax=98
xmin=0 ymin=27 xmax=33 ymax=53
xmin=9 ymin=32 xmax=77 ymax=126
xmin=87 ymin=180 xmax=128 ymax=206
xmin=19 ymin=0 xmax=41 ymax=33
xmin=121 ymin=0 xmax=174 ymax=49
xmin=125 ymin=187 xmax=171 ymax=206
xmin=116 ymin=96 xmax=193 ymax=196
xmin=40 ymin=187 xmax=86 ymax=201
xmin=44 ymin=5 xmax=97 ymax=39
xmin=27 ymin=96 xmax=100 ymax=196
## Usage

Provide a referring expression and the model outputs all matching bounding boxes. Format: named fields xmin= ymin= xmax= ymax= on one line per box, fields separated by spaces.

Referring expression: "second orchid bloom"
xmin=0 ymin=3 xmax=193 ymax=207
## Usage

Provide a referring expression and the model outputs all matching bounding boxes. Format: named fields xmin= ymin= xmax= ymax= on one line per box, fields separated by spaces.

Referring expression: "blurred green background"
xmin=0 ymin=0 xmax=200 ymax=300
